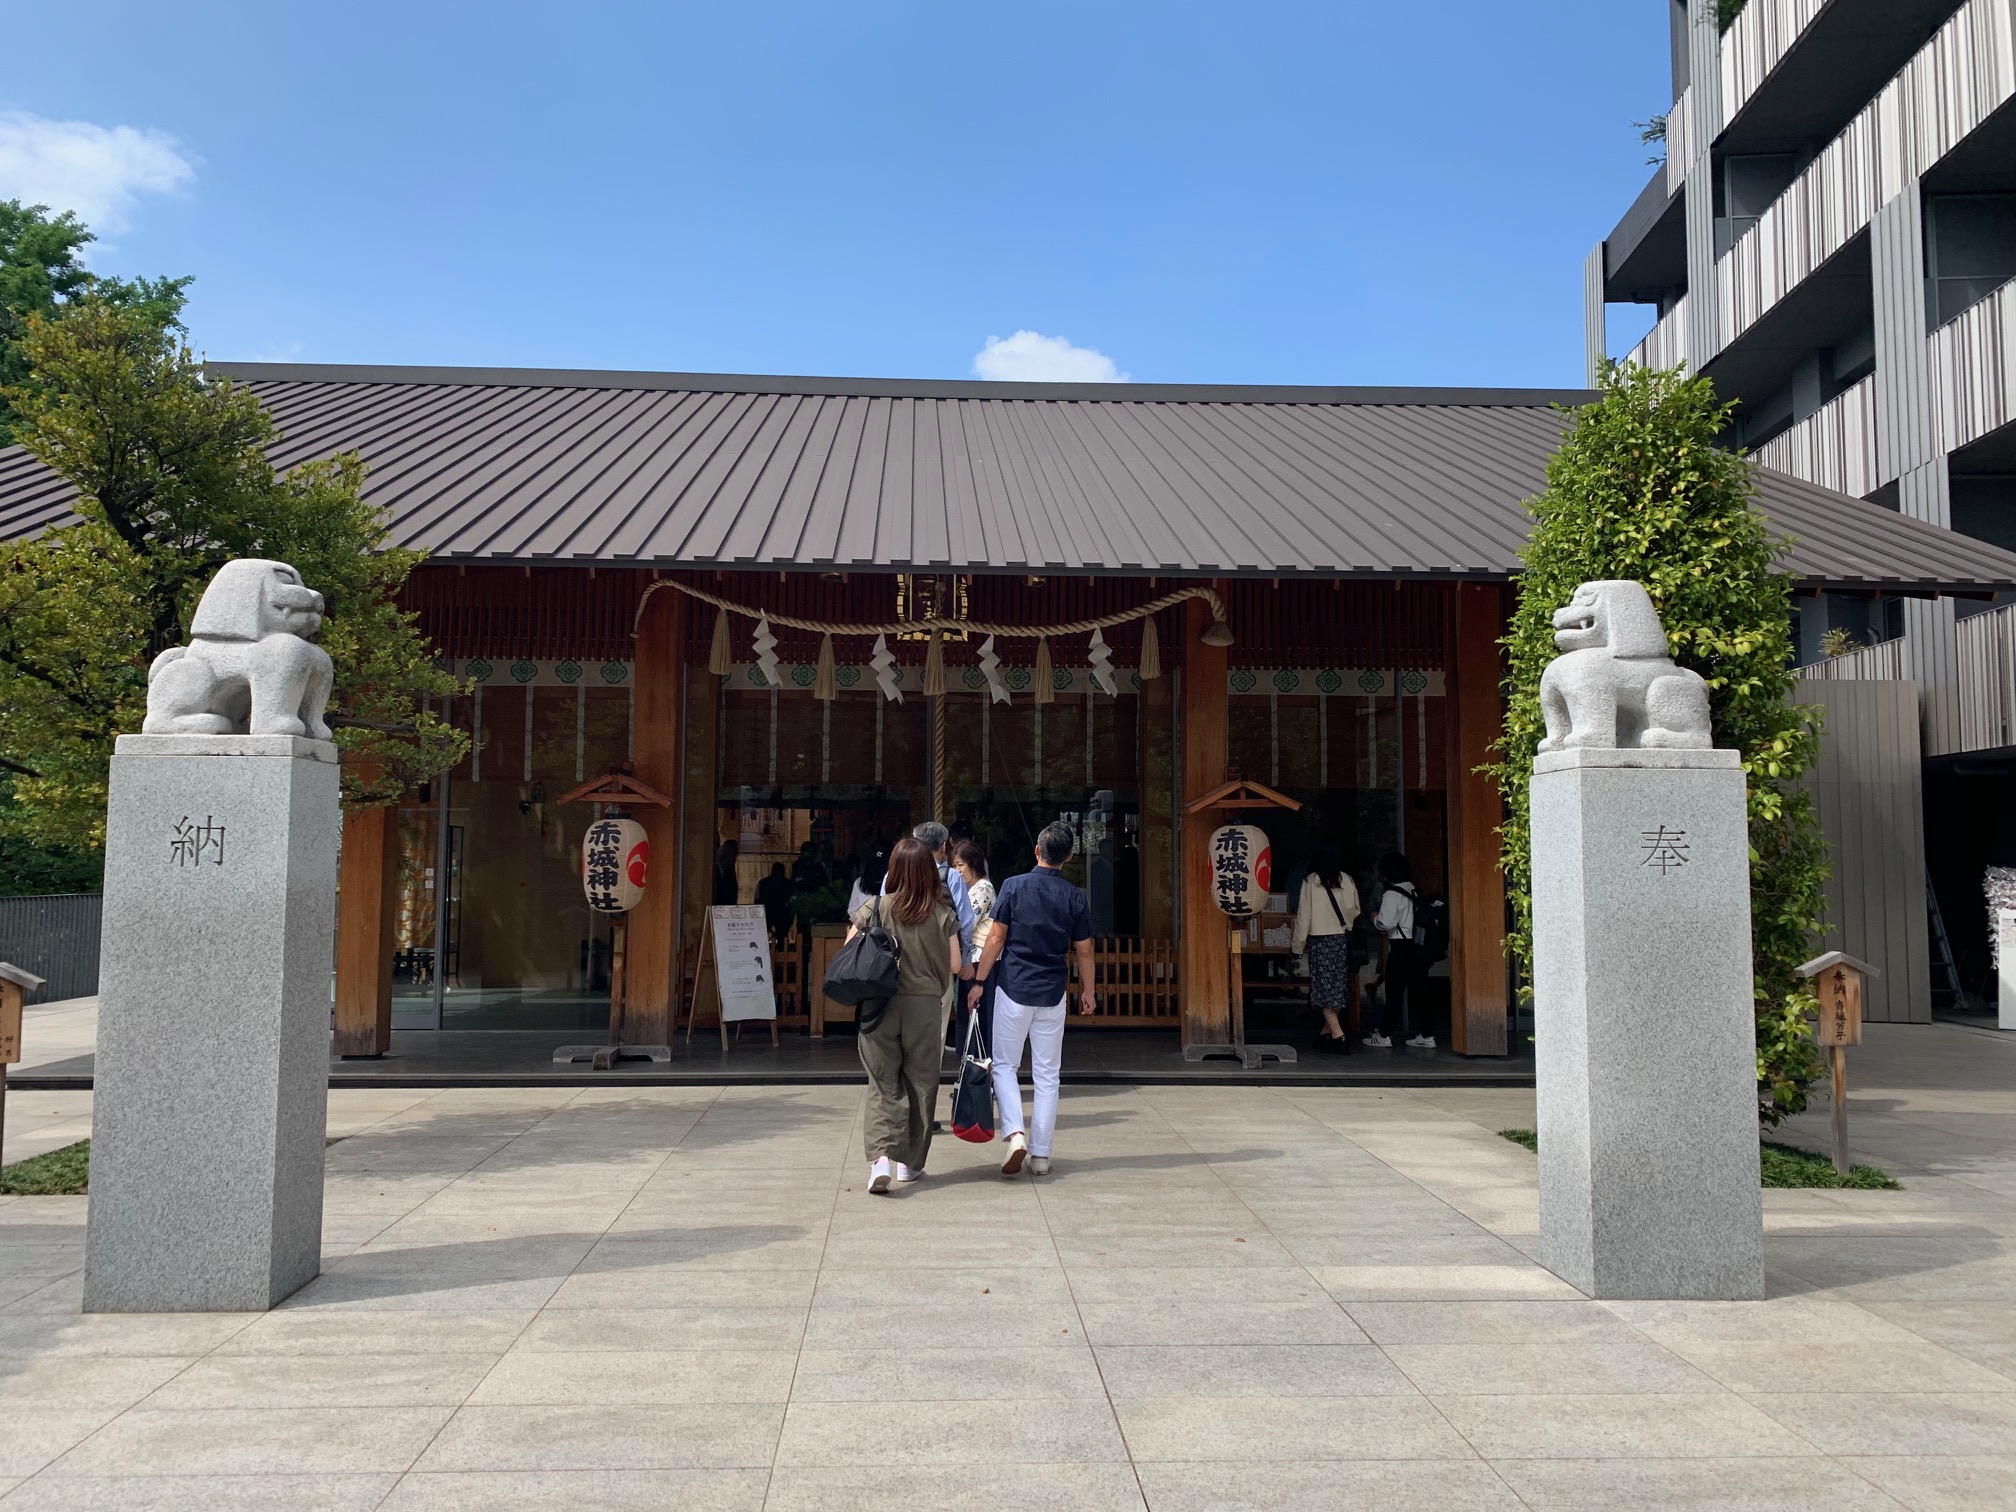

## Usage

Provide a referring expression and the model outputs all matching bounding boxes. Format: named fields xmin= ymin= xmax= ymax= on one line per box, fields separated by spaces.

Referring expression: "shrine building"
xmin=7 ymin=362 xmax=2016 ymax=1065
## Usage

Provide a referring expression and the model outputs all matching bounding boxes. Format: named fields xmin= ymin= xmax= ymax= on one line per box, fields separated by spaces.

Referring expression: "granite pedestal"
xmin=1530 ymin=746 xmax=1765 ymax=1300
xmin=84 ymin=734 xmax=338 ymax=1312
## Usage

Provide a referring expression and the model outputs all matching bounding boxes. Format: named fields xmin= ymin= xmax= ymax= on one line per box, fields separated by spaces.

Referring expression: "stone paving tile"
xmin=1097 ymin=1343 xmax=1413 ymax=1398
xmin=0 ymin=1410 xmax=122 ymax=1478
xmin=1345 ymin=1299 xmax=1636 ymax=1344
xmin=1075 ymin=1299 xmax=1366 ymax=1346
xmin=1748 ymin=1392 xmax=2016 ymax=1456
xmin=0 ymin=1353 xmax=194 ymax=1410
xmin=1431 ymin=1392 xmax=1825 ymax=1460
xmin=512 ymin=1305 xmax=807 ymax=1353
xmin=1663 ymin=1337 xmax=2016 ymax=1395
xmin=790 ymin=1344 xmax=1108 ymax=1401
xmin=0 ymin=1314 xmax=258 ymax=1356
xmin=1114 ymin=1395 xmax=1473 ymax=1462
xmin=1307 ymin=1262 xmax=1583 ymax=1301
xmin=142 ymin=1352 xmax=496 ymax=1409
xmin=1131 ymin=1459 xmax=1525 ymax=1512
xmin=543 ymin=1265 xmax=819 ymax=1310
xmin=215 ymin=1309 xmax=531 ymax=1356
xmin=803 ymin=1301 xmax=1083 ymax=1349
xmin=0 ymin=1472 xmax=401 ymax=1511
xmin=761 ymin=1463 xmax=1147 ymax=1512
xmin=374 ymin=1468 xmax=769 ymax=1512
xmin=469 ymin=1348 xmax=798 ymax=1405
xmin=412 ymin=1404 xmax=783 ymax=1471
xmin=1838 ymin=1454 xmax=2016 ymax=1512
xmin=1491 ymin=1456 xmax=1908 ymax=1510
xmin=776 ymin=1399 xmax=1127 ymax=1466
xmin=1385 ymin=1338 xmax=1723 ymax=1395
xmin=45 ymin=1407 xmax=455 ymax=1476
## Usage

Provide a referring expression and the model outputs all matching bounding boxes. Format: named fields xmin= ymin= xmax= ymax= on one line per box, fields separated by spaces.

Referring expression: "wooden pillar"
xmin=333 ymin=795 xmax=396 ymax=1058
xmin=1178 ymin=588 xmax=1231 ymax=1045
xmin=628 ymin=586 xmax=686 ymax=1046
xmin=1445 ymin=581 xmax=1510 ymax=1056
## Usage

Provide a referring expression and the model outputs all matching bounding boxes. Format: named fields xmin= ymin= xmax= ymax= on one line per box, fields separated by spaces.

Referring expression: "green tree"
xmin=0 ymin=299 xmax=466 ymax=867
xmin=1487 ymin=363 xmax=1829 ymax=1122
xmin=0 ymin=199 xmax=189 ymax=441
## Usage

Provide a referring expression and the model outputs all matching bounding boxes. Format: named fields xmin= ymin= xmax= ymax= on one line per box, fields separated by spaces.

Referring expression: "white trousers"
xmin=990 ymin=988 xmax=1067 ymax=1157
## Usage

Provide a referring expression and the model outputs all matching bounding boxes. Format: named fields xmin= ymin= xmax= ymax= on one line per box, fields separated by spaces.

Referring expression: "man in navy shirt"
xmin=968 ymin=821 xmax=1095 ymax=1176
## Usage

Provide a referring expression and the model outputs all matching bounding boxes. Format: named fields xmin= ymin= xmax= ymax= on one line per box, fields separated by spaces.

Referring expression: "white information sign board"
xmin=709 ymin=904 xmax=777 ymax=1023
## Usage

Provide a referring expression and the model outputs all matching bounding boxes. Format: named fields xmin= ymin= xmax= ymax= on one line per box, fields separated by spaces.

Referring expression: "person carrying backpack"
xmin=1367 ymin=851 xmax=1436 ymax=1051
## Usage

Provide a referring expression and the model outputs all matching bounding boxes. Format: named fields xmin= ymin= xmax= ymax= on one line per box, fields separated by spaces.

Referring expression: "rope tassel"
xmin=707 ymin=607 xmax=731 ymax=676
xmin=814 ymin=633 xmax=837 ymax=701
xmin=922 ymin=627 xmax=946 ymax=697
xmin=1139 ymin=616 xmax=1161 ymax=681
xmin=1034 ymin=636 xmax=1055 ymax=705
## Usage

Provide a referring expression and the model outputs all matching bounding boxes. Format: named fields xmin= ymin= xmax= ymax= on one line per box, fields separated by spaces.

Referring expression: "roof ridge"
xmin=205 ymin=361 xmax=1598 ymax=409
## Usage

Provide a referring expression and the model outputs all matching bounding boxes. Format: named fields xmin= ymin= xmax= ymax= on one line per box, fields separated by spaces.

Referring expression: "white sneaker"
xmin=894 ymin=1162 xmax=924 ymax=1183
xmin=1028 ymin=1155 xmax=1051 ymax=1176
xmin=1407 ymin=1035 xmax=1437 ymax=1049
xmin=1362 ymin=1033 xmax=1393 ymax=1048
xmin=1001 ymin=1131 xmax=1028 ymax=1175
xmin=868 ymin=1157 xmax=893 ymax=1194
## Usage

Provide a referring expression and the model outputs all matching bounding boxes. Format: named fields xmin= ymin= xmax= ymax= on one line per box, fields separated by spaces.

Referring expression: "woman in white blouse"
xmin=1291 ymin=843 xmax=1360 ymax=1055
xmin=952 ymin=839 xmax=997 ymax=1041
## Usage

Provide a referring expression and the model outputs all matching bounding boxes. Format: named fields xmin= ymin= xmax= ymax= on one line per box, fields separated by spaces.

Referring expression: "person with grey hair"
xmin=967 ymin=820 xmax=1095 ymax=1176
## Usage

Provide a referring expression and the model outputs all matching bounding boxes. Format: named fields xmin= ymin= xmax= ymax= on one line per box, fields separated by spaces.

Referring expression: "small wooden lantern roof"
xmin=0 ymin=962 xmax=45 ymax=992
xmin=1795 ymin=951 xmax=1881 ymax=981
xmin=555 ymin=767 xmax=673 ymax=809
xmin=1183 ymin=776 xmax=1303 ymax=815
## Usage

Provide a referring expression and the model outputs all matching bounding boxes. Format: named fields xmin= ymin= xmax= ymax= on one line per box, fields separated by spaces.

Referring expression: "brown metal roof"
xmin=2 ymin=361 xmax=2013 ymax=593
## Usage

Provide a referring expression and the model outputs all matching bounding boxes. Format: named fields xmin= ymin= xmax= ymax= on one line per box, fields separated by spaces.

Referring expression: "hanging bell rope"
xmin=922 ymin=627 xmax=946 ymax=697
xmin=634 ymin=578 xmax=1232 ymax=658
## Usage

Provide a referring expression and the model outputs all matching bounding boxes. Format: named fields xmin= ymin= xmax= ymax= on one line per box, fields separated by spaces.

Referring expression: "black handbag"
xmin=950 ymin=1009 xmax=996 ymax=1143
xmin=824 ymin=897 xmax=903 ymax=1022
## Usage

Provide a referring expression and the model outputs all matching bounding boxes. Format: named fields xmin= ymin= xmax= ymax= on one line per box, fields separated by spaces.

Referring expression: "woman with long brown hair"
xmin=847 ymin=835 xmax=962 ymax=1193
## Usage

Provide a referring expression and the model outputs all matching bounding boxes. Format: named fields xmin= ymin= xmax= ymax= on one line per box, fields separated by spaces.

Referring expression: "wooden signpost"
xmin=0 ymin=962 xmax=47 ymax=1170
xmin=1182 ymin=776 xmax=1301 ymax=1070
xmin=1796 ymin=951 xmax=1878 ymax=1176
xmin=551 ymin=768 xmax=673 ymax=1070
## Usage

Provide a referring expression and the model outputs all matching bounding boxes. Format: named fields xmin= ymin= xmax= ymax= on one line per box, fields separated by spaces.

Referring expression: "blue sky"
xmin=3 ymin=2 xmax=1669 ymax=388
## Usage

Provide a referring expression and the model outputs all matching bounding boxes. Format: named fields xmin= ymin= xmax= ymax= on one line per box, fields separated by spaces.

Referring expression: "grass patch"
xmin=0 ymin=1139 xmax=90 ymax=1195
xmin=1498 ymin=1129 xmax=1900 ymax=1189
xmin=1760 ymin=1140 xmax=1900 ymax=1190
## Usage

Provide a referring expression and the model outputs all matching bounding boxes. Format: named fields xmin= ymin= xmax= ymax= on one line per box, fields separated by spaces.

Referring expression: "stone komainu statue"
xmin=1538 ymin=580 xmax=1712 ymax=752
xmin=143 ymin=559 xmax=336 ymax=739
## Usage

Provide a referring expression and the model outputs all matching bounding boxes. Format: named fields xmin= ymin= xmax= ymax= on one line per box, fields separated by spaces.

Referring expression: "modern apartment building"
xmin=1586 ymin=0 xmax=2016 ymax=1011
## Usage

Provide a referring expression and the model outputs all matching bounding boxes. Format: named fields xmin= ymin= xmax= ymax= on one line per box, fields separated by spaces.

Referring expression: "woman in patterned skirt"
xmin=1291 ymin=842 xmax=1361 ymax=1055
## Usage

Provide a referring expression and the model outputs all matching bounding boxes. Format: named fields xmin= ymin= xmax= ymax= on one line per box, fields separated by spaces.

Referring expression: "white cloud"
xmin=972 ymin=330 xmax=1128 ymax=383
xmin=0 ymin=110 xmax=194 ymax=234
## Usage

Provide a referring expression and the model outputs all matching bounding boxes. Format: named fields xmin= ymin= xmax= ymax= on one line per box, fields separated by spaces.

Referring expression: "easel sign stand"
xmin=0 ymin=962 xmax=46 ymax=1169
xmin=1181 ymin=777 xmax=1300 ymax=1070
xmin=1797 ymin=951 xmax=1877 ymax=1176
xmin=690 ymin=904 xmax=780 ymax=1051
xmin=552 ymin=767 xmax=674 ymax=1068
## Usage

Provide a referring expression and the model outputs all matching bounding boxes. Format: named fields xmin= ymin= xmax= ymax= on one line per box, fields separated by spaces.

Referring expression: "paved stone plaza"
xmin=0 ymin=1023 xmax=2012 ymax=1510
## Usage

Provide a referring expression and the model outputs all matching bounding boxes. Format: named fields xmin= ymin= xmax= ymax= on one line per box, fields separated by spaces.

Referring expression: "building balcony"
xmin=1932 ymin=275 xmax=2016 ymax=458
xmin=1958 ymin=599 xmax=2016 ymax=750
xmin=1755 ymin=370 xmax=1879 ymax=497
xmin=1716 ymin=0 xmax=2016 ymax=355
xmin=1627 ymin=292 xmax=1691 ymax=372
xmin=1718 ymin=0 xmax=1967 ymax=156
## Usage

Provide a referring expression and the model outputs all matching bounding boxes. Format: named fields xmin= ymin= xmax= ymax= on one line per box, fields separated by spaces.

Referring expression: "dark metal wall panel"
xmin=1793 ymin=679 xmax=1933 ymax=1022
xmin=0 ymin=893 xmax=103 ymax=1004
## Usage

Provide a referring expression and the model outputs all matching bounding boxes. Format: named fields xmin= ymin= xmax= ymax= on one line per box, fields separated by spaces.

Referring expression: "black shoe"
xmin=1313 ymin=1033 xmax=1350 ymax=1056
